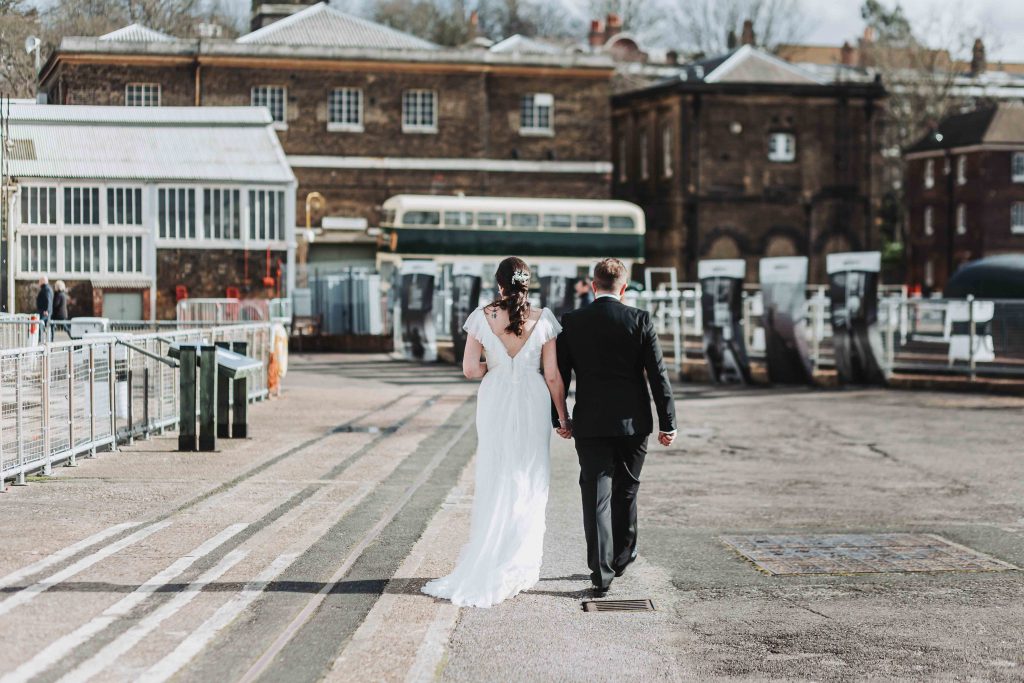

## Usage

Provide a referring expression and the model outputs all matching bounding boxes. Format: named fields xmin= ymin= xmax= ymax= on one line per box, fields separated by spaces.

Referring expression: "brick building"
xmin=39 ymin=2 xmax=614 ymax=269
xmin=903 ymin=103 xmax=1024 ymax=292
xmin=612 ymin=45 xmax=885 ymax=282
xmin=3 ymin=105 xmax=296 ymax=320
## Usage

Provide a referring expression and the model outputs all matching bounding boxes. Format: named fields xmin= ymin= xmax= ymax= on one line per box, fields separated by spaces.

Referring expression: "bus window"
xmin=444 ymin=211 xmax=474 ymax=227
xmin=478 ymin=212 xmax=506 ymax=228
xmin=575 ymin=214 xmax=605 ymax=230
xmin=510 ymin=213 xmax=540 ymax=229
xmin=403 ymin=210 xmax=440 ymax=226
xmin=543 ymin=214 xmax=571 ymax=229
xmin=608 ymin=215 xmax=636 ymax=230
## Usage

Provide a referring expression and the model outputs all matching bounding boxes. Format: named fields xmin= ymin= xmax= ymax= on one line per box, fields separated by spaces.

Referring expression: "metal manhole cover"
xmin=582 ymin=599 xmax=655 ymax=613
xmin=721 ymin=533 xmax=1019 ymax=576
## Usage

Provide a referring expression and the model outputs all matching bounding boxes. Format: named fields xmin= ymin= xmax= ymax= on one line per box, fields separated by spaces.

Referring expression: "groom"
xmin=554 ymin=258 xmax=677 ymax=597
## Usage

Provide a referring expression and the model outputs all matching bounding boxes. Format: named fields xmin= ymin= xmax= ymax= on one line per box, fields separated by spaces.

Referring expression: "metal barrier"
xmin=176 ymin=298 xmax=290 ymax=325
xmin=1 ymin=322 xmax=276 ymax=485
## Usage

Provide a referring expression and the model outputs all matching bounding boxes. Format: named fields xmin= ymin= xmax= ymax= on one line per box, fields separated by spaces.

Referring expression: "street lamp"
xmin=24 ymin=37 xmax=41 ymax=93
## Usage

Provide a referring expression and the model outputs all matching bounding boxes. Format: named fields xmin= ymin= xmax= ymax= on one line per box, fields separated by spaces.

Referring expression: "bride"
xmin=422 ymin=256 xmax=571 ymax=608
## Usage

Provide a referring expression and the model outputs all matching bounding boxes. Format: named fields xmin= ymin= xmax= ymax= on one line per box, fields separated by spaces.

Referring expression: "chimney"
xmin=740 ymin=19 xmax=755 ymax=46
xmin=605 ymin=13 xmax=622 ymax=41
xmin=840 ymin=40 xmax=854 ymax=66
xmin=727 ymin=29 xmax=737 ymax=49
xmin=250 ymin=0 xmax=315 ymax=32
xmin=666 ymin=49 xmax=679 ymax=65
xmin=467 ymin=10 xmax=478 ymax=42
xmin=970 ymin=38 xmax=986 ymax=76
xmin=588 ymin=19 xmax=604 ymax=49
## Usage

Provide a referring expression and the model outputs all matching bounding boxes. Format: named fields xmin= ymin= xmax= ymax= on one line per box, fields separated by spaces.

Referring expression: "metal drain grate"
xmin=332 ymin=425 xmax=399 ymax=434
xmin=722 ymin=533 xmax=1020 ymax=576
xmin=582 ymin=599 xmax=655 ymax=613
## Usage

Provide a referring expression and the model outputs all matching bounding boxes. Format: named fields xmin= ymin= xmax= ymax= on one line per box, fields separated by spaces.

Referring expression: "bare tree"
xmin=0 ymin=0 xmax=41 ymax=97
xmin=672 ymin=0 xmax=808 ymax=56
xmin=474 ymin=0 xmax=577 ymax=41
xmin=372 ymin=0 xmax=471 ymax=46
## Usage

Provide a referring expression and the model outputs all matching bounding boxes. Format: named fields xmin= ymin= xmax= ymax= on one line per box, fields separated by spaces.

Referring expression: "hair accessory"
xmin=511 ymin=269 xmax=530 ymax=286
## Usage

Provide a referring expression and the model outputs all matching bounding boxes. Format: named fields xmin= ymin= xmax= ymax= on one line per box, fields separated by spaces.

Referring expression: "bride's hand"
xmin=555 ymin=419 xmax=573 ymax=440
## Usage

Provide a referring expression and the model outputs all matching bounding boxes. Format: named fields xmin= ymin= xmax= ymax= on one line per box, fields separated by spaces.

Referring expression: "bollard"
xmin=88 ymin=344 xmax=97 ymax=458
xmin=42 ymin=351 xmax=52 ymax=476
xmin=215 ymin=341 xmax=232 ymax=438
xmin=967 ymin=294 xmax=976 ymax=382
xmin=66 ymin=346 xmax=78 ymax=467
xmin=199 ymin=345 xmax=217 ymax=451
xmin=178 ymin=345 xmax=198 ymax=451
xmin=231 ymin=341 xmax=249 ymax=439
xmin=143 ymin=366 xmax=150 ymax=439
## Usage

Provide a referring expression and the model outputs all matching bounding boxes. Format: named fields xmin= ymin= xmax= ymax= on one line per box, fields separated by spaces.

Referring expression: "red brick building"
xmin=904 ymin=103 xmax=1024 ymax=292
xmin=39 ymin=2 xmax=615 ymax=268
xmin=612 ymin=45 xmax=885 ymax=282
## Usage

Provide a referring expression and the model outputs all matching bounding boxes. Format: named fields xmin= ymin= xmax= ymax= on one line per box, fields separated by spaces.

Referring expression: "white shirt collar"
xmin=594 ymin=293 xmax=621 ymax=301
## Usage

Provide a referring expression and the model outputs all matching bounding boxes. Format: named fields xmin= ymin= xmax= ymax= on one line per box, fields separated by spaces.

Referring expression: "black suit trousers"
xmin=574 ymin=434 xmax=648 ymax=588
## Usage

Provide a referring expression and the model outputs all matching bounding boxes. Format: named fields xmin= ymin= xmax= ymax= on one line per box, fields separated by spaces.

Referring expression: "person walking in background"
xmin=52 ymin=280 xmax=69 ymax=339
xmin=36 ymin=276 xmax=53 ymax=343
xmin=575 ymin=277 xmax=594 ymax=308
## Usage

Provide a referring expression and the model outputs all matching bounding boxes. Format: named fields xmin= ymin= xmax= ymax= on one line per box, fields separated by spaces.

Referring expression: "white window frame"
xmin=924 ymin=206 xmax=933 ymax=236
xmin=106 ymin=187 xmax=143 ymax=226
xmin=924 ymin=258 xmax=935 ymax=287
xmin=1011 ymin=202 xmax=1024 ymax=235
xmin=63 ymin=186 xmax=101 ymax=226
xmin=618 ymin=136 xmax=628 ymax=183
xmin=639 ymin=130 xmax=649 ymax=181
xmin=402 ymin=90 xmax=437 ymax=134
xmin=956 ymin=155 xmax=967 ymax=185
xmin=519 ymin=93 xmax=554 ymax=136
xmin=20 ymin=234 xmax=58 ymax=274
xmin=956 ymin=203 xmax=966 ymax=235
xmin=63 ymin=234 xmax=102 ymax=275
xmin=125 ymin=83 xmax=160 ymax=107
xmin=767 ymin=132 xmax=796 ymax=163
xmin=157 ymin=187 xmax=198 ymax=241
xmin=202 ymin=187 xmax=242 ymax=241
xmin=924 ymin=159 xmax=935 ymax=189
xmin=252 ymin=85 xmax=287 ymax=130
xmin=1013 ymin=152 xmax=1024 ymax=183
xmin=328 ymin=88 xmax=364 ymax=133
xmin=106 ymin=234 xmax=144 ymax=274
xmin=20 ymin=186 xmax=57 ymax=225
xmin=662 ymin=124 xmax=673 ymax=178
xmin=247 ymin=189 xmax=286 ymax=243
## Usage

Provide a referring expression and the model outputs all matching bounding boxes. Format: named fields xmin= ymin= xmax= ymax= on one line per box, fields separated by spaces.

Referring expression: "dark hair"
xmin=490 ymin=256 xmax=531 ymax=336
xmin=593 ymin=258 xmax=628 ymax=291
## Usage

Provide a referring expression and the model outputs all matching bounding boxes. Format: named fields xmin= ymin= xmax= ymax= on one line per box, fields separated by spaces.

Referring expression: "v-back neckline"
xmin=484 ymin=308 xmax=544 ymax=360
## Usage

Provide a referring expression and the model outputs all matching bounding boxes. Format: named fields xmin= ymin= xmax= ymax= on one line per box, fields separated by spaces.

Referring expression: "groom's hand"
xmin=658 ymin=431 xmax=675 ymax=447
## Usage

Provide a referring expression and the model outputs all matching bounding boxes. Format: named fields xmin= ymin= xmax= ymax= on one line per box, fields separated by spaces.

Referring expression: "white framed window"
xmin=924 ymin=206 xmax=934 ymax=236
xmin=158 ymin=187 xmax=197 ymax=240
xmin=956 ymin=203 xmax=967 ymax=235
xmin=20 ymin=186 xmax=57 ymax=225
xmin=252 ymin=85 xmax=286 ymax=126
xmin=125 ymin=83 xmax=160 ymax=107
xmin=64 ymin=235 xmax=101 ymax=274
xmin=20 ymin=234 xmax=57 ymax=273
xmin=924 ymin=258 xmax=935 ymax=287
xmin=618 ymin=136 xmax=628 ymax=183
xmin=1012 ymin=202 xmax=1024 ymax=234
xmin=639 ymin=130 xmax=649 ymax=180
xmin=402 ymin=90 xmax=437 ymax=133
xmin=248 ymin=189 xmax=286 ymax=242
xmin=107 ymin=187 xmax=143 ymax=225
xmin=1013 ymin=152 xmax=1024 ymax=182
xmin=63 ymin=187 xmax=100 ymax=225
xmin=328 ymin=88 xmax=363 ymax=132
xmin=662 ymin=124 xmax=673 ymax=178
xmin=203 ymin=188 xmax=241 ymax=240
xmin=924 ymin=159 xmax=935 ymax=188
xmin=956 ymin=155 xmax=967 ymax=185
xmin=767 ymin=132 xmax=796 ymax=162
xmin=107 ymin=235 xmax=143 ymax=273
xmin=519 ymin=93 xmax=553 ymax=135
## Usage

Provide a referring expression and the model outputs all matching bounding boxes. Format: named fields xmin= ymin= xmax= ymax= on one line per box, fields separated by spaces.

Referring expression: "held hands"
xmin=658 ymin=431 xmax=676 ymax=447
xmin=555 ymin=418 xmax=573 ymax=440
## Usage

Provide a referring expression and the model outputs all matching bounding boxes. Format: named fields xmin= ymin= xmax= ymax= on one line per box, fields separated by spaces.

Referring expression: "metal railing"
xmin=1 ymin=322 xmax=276 ymax=485
xmin=175 ymin=298 xmax=291 ymax=326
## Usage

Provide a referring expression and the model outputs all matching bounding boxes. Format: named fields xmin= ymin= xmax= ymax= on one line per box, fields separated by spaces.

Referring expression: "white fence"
xmin=1 ymin=322 xmax=275 ymax=485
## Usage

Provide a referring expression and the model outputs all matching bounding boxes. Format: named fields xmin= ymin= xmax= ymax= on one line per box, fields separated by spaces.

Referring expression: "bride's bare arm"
xmin=462 ymin=334 xmax=487 ymax=379
xmin=541 ymin=338 xmax=569 ymax=426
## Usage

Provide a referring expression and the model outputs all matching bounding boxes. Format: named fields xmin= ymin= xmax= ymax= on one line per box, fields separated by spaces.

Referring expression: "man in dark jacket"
xmin=36 ymin=277 xmax=53 ymax=342
xmin=554 ymin=258 xmax=677 ymax=597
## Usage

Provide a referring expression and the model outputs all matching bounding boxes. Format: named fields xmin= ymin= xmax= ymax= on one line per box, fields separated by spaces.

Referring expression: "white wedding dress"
xmin=422 ymin=306 xmax=562 ymax=608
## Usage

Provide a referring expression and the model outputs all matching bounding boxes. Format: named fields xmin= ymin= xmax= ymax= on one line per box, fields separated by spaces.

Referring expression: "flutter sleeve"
xmin=462 ymin=308 xmax=488 ymax=344
xmin=539 ymin=308 xmax=563 ymax=344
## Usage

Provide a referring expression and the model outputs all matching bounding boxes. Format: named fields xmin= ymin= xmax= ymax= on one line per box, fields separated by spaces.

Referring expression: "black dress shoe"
xmin=591 ymin=584 xmax=611 ymax=598
xmin=614 ymin=554 xmax=637 ymax=578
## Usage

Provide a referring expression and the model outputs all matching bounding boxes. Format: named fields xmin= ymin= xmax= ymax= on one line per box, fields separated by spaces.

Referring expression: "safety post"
xmin=14 ymin=356 xmax=25 ymax=486
xmin=41 ymin=350 xmax=52 ymax=476
xmin=198 ymin=345 xmax=217 ymax=451
xmin=215 ymin=341 xmax=232 ymax=438
xmin=231 ymin=340 xmax=249 ymax=438
xmin=178 ymin=344 xmax=198 ymax=451
xmin=967 ymin=294 xmax=976 ymax=382
xmin=66 ymin=346 xmax=77 ymax=467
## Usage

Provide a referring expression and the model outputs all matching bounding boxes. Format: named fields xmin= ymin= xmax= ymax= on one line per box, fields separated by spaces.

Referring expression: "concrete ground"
xmin=0 ymin=353 xmax=1022 ymax=682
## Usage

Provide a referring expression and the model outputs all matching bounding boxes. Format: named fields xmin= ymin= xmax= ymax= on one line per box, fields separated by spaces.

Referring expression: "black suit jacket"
xmin=554 ymin=297 xmax=676 ymax=438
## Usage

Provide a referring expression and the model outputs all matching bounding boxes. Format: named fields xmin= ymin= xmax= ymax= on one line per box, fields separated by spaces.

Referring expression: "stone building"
xmin=612 ymin=45 xmax=885 ymax=282
xmin=3 ymin=105 xmax=296 ymax=319
xmin=39 ymin=2 xmax=615 ymax=268
xmin=903 ymin=103 xmax=1024 ymax=292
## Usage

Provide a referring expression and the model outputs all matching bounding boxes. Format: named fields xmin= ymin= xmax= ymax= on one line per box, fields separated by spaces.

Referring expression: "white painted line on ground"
xmin=0 ymin=523 xmax=137 ymax=591
xmin=56 ymin=549 xmax=250 ymax=683
xmin=0 ymin=524 xmax=247 ymax=683
xmin=405 ymin=604 xmax=460 ymax=683
xmin=238 ymin=417 xmax=475 ymax=683
xmin=138 ymin=482 xmax=376 ymax=683
xmin=0 ymin=520 xmax=173 ymax=619
xmin=136 ymin=553 xmax=297 ymax=683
